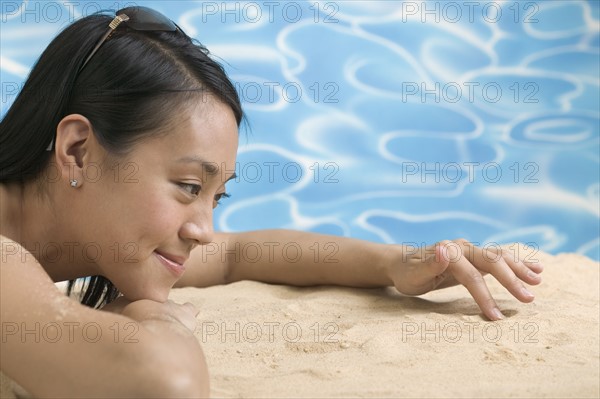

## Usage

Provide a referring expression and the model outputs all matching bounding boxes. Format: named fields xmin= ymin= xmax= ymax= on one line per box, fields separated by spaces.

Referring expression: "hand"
xmin=388 ymin=239 xmax=543 ymax=321
xmin=102 ymin=297 xmax=199 ymax=333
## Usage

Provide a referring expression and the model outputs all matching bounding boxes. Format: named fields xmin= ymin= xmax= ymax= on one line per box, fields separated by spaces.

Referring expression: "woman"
xmin=0 ymin=6 xmax=543 ymax=397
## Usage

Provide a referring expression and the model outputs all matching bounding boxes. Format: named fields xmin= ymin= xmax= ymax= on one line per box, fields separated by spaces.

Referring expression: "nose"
xmin=179 ymin=208 xmax=214 ymax=245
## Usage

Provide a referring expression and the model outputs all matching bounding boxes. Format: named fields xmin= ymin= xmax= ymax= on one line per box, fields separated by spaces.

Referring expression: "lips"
xmin=154 ymin=251 xmax=187 ymax=277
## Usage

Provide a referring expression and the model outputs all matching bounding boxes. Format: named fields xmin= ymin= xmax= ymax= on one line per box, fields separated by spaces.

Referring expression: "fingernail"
xmin=533 ymin=262 xmax=544 ymax=271
xmin=521 ymin=287 xmax=534 ymax=298
xmin=492 ymin=308 xmax=504 ymax=320
xmin=527 ymin=270 xmax=539 ymax=279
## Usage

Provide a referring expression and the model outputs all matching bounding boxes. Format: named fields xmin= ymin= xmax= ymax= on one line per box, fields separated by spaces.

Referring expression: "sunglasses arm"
xmin=79 ymin=14 xmax=130 ymax=73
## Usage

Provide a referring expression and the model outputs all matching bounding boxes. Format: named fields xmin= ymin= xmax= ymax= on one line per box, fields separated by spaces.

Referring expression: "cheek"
xmin=83 ymin=174 xmax=184 ymax=244
xmin=127 ymin=192 xmax=181 ymax=233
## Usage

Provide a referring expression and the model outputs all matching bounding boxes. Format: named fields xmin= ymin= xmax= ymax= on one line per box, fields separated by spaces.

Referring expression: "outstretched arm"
xmin=177 ymin=230 xmax=543 ymax=321
xmin=177 ymin=230 xmax=394 ymax=288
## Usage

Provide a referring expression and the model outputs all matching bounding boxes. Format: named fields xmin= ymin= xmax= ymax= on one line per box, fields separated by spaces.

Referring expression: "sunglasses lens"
xmin=118 ymin=6 xmax=177 ymax=31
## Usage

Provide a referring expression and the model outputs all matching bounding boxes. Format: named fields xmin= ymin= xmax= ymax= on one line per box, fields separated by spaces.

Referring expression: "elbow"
xmin=131 ymin=341 xmax=210 ymax=398
xmin=153 ymin=369 xmax=209 ymax=398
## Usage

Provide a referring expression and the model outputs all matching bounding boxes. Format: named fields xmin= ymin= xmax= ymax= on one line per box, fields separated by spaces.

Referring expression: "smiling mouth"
xmin=154 ymin=251 xmax=186 ymax=277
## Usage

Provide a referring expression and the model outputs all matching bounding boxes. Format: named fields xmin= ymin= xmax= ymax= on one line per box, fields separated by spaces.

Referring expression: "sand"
xmin=2 ymin=248 xmax=599 ymax=398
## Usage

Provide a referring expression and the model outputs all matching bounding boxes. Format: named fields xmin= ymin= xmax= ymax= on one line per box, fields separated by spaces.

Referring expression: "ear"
xmin=54 ymin=114 xmax=95 ymax=188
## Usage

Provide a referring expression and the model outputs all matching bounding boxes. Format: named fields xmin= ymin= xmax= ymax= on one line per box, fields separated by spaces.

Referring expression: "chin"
xmin=117 ymin=282 xmax=173 ymax=303
xmin=106 ymin=259 xmax=177 ymax=303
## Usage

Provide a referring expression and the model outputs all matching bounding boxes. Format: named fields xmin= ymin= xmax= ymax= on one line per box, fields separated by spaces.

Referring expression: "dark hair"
xmin=0 ymin=10 xmax=244 ymax=308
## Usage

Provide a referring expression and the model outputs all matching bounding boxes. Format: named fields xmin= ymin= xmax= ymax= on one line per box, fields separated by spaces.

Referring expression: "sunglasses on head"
xmin=78 ymin=6 xmax=180 ymax=74
xmin=46 ymin=7 xmax=182 ymax=151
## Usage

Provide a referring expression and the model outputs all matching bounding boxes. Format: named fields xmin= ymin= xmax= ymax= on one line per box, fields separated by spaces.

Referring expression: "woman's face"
xmin=72 ymin=98 xmax=239 ymax=301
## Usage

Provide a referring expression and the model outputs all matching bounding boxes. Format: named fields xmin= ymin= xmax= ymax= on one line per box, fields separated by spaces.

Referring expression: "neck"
xmin=0 ymin=181 xmax=100 ymax=282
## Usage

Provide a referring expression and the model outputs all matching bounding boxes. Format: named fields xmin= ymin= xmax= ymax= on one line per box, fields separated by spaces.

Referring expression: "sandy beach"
xmin=2 ymin=247 xmax=599 ymax=398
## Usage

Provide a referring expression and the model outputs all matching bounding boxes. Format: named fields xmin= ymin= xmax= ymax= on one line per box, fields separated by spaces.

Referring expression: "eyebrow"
xmin=176 ymin=156 xmax=237 ymax=183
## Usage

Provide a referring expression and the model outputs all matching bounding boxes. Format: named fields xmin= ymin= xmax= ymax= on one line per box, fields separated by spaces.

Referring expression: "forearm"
xmin=220 ymin=229 xmax=397 ymax=287
xmin=106 ymin=300 xmax=208 ymax=397
xmin=5 ymin=305 xmax=208 ymax=398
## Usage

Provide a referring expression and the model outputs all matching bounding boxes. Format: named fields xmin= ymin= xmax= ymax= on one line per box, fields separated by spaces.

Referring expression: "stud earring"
xmin=70 ymin=179 xmax=78 ymax=187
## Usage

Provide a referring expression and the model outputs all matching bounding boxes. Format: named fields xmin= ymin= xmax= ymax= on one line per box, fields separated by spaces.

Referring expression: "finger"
xmin=516 ymin=244 xmax=545 ymax=273
xmin=401 ymin=243 xmax=451 ymax=294
xmin=455 ymin=242 xmax=537 ymax=302
xmin=465 ymin=246 xmax=536 ymax=303
xmin=447 ymin=247 xmax=504 ymax=321
xmin=500 ymin=251 xmax=542 ymax=286
xmin=525 ymin=260 xmax=544 ymax=273
xmin=426 ymin=242 xmax=452 ymax=275
xmin=182 ymin=302 xmax=199 ymax=316
xmin=487 ymin=244 xmax=544 ymax=274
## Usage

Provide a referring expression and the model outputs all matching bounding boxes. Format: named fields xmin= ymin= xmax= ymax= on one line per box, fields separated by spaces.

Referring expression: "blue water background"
xmin=1 ymin=1 xmax=598 ymax=259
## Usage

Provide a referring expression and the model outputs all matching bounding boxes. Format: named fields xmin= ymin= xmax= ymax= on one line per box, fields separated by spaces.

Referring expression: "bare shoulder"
xmin=0 ymin=234 xmax=71 ymax=316
xmin=1 ymin=234 xmax=59 ymax=285
xmin=0 ymin=236 xmax=130 ymax=396
xmin=0 ymin=235 xmax=81 ymax=391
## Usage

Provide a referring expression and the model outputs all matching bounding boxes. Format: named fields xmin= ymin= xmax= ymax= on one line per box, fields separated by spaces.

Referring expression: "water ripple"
xmin=2 ymin=1 xmax=598 ymax=260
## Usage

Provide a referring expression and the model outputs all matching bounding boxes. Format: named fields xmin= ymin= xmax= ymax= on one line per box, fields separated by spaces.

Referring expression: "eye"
xmin=178 ymin=182 xmax=201 ymax=197
xmin=214 ymin=192 xmax=231 ymax=205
